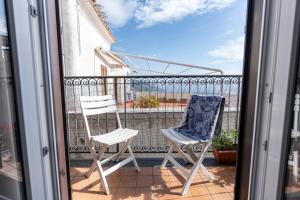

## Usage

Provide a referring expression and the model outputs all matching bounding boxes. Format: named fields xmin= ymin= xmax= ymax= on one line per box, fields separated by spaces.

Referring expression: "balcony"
xmin=64 ymin=75 xmax=241 ymax=199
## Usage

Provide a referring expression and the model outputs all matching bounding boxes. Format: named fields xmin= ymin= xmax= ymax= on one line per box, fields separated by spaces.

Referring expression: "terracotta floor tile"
xmin=135 ymin=188 xmax=153 ymax=200
xmin=137 ymin=176 xmax=153 ymax=187
xmin=75 ymin=167 xmax=89 ymax=173
xmin=71 ymin=177 xmax=93 ymax=190
xmin=153 ymin=176 xmax=170 ymax=188
xmin=211 ymin=193 xmax=233 ymax=200
xmin=170 ymin=180 xmax=184 ymax=188
xmin=116 ymin=187 xmax=136 ymax=199
xmin=191 ymin=179 xmax=208 ymax=187
xmin=153 ymin=167 xmax=170 ymax=176
xmin=123 ymin=167 xmax=140 ymax=176
xmin=205 ymin=181 xmax=223 ymax=187
xmin=110 ymin=168 xmax=124 ymax=177
xmin=168 ymin=167 xmax=182 ymax=176
xmin=119 ymin=176 xmax=138 ymax=188
xmin=102 ymin=176 xmax=120 ymax=188
xmin=224 ymin=185 xmax=234 ymax=192
xmin=81 ymin=180 xmax=101 ymax=192
xmin=72 ymin=191 xmax=105 ymax=200
xmin=134 ymin=192 xmax=153 ymax=200
xmin=139 ymin=167 xmax=153 ymax=176
xmin=153 ymin=191 xmax=177 ymax=200
xmin=169 ymin=175 xmax=185 ymax=183
xmin=181 ymin=195 xmax=213 ymax=200
xmin=190 ymin=186 xmax=210 ymax=196
xmin=170 ymin=186 xmax=192 ymax=197
xmin=207 ymin=185 xmax=227 ymax=194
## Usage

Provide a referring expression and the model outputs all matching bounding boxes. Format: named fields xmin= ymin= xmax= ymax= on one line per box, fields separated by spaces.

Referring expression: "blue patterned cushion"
xmin=174 ymin=95 xmax=225 ymax=141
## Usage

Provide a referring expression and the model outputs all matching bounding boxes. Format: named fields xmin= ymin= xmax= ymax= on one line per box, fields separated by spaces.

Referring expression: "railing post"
xmin=235 ymin=76 xmax=242 ymax=144
xmin=0 ymin=150 xmax=2 ymax=169
xmin=114 ymin=77 xmax=119 ymax=152
xmin=123 ymin=77 xmax=127 ymax=128
xmin=114 ymin=77 xmax=118 ymax=104
xmin=220 ymin=79 xmax=224 ymax=96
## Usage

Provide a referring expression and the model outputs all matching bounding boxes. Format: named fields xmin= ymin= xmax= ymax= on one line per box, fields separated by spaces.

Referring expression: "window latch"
xmin=263 ymin=140 xmax=268 ymax=151
xmin=30 ymin=5 xmax=38 ymax=17
xmin=42 ymin=146 xmax=49 ymax=157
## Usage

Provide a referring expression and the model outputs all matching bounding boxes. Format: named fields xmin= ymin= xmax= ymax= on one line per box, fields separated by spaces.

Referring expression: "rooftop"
xmin=89 ymin=0 xmax=116 ymax=42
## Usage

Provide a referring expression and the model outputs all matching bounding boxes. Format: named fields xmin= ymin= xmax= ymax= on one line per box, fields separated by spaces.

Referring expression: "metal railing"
xmin=64 ymin=75 xmax=242 ymax=153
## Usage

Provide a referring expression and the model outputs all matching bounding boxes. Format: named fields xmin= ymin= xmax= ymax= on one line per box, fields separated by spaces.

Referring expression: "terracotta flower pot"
xmin=212 ymin=146 xmax=237 ymax=164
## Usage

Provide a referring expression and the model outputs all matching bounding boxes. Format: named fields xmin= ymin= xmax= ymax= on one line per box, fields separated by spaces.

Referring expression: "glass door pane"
xmin=0 ymin=1 xmax=25 ymax=199
xmin=285 ymin=58 xmax=300 ymax=199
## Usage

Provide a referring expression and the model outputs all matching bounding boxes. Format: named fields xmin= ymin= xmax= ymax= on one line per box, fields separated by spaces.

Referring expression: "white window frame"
xmin=6 ymin=0 xmax=61 ymax=199
xmin=249 ymin=0 xmax=300 ymax=199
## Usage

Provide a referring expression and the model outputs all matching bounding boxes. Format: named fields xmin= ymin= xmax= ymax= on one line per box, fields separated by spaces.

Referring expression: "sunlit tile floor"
xmin=71 ymin=166 xmax=235 ymax=200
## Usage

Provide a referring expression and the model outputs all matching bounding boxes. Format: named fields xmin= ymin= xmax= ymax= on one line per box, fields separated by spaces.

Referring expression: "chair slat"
xmin=92 ymin=128 xmax=138 ymax=145
xmin=80 ymin=95 xmax=113 ymax=101
xmin=82 ymin=105 xmax=117 ymax=115
xmin=81 ymin=99 xmax=116 ymax=109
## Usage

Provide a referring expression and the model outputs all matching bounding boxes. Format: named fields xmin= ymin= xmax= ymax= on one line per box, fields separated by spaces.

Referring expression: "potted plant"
xmin=133 ymin=95 xmax=160 ymax=108
xmin=212 ymin=129 xmax=238 ymax=163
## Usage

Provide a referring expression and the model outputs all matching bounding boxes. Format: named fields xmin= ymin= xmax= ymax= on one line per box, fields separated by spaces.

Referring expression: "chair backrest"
xmin=175 ymin=95 xmax=225 ymax=141
xmin=80 ymin=95 xmax=121 ymax=139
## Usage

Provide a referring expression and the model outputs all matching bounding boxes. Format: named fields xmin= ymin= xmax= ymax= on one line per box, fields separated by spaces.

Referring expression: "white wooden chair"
xmin=80 ymin=95 xmax=140 ymax=195
xmin=160 ymin=95 xmax=225 ymax=195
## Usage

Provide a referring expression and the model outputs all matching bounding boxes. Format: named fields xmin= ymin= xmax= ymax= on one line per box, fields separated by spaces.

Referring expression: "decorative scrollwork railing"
xmin=64 ymin=75 xmax=242 ymax=153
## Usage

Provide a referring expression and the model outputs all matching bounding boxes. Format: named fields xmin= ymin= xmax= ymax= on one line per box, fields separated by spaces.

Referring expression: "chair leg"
xmin=293 ymin=151 xmax=298 ymax=182
xmin=182 ymin=144 xmax=209 ymax=195
xmin=115 ymin=140 xmax=130 ymax=162
xmin=97 ymin=160 xmax=110 ymax=195
xmin=182 ymin=159 xmax=202 ymax=195
xmin=171 ymin=142 xmax=194 ymax=164
xmin=93 ymin=145 xmax=110 ymax=194
xmin=200 ymin=164 xmax=215 ymax=181
xmin=161 ymin=145 xmax=173 ymax=168
xmin=85 ymin=160 xmax=97 ymax=178
xmin=85 ymin=142 xmax=98 ymax=178
xmin=128 ymin=145 xmax=140 ymax=172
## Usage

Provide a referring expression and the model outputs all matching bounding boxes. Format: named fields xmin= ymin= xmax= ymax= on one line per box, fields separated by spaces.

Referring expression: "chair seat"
xmin=91 ymin=128 xmax=138 ymax=145
xmin=161 ymin=128 xmax=208 ymax=145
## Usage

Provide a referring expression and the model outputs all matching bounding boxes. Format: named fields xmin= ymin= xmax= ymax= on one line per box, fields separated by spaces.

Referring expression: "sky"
xmin=0 ymin=0 xmax=8 ymax=36
xmin=98 ymin=0 xmax=247 ymax=75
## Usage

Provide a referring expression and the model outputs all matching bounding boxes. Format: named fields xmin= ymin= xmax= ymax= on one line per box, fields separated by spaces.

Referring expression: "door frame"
xmin=234 ymin=0 xmax=265 ymax=199
xmin=5 ymin=0 xmax=70 ymax=199
xmin=49 ymin=0 xmax=275 ymax=199
xmin=248 ymin=0 xmax=300 ymax=199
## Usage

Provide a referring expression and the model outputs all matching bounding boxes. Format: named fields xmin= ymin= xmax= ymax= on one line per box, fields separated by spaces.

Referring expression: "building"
xmin=60 ymin=0 xmax=129 ymax=77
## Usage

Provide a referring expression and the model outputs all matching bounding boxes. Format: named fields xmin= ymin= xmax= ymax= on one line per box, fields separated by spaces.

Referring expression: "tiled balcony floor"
xmin=71 ymin=166 xmax=235 ymax=200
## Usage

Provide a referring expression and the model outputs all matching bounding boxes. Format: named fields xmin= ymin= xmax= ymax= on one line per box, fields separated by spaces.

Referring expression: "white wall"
xmin=61 ymin=0 xmax=127 ymax=77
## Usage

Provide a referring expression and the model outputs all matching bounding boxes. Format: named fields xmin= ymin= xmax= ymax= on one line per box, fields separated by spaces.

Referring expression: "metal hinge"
xmin=42 ymin=146 xmax=49 ymax=157
xmin=268 ymin=92 xmax=273 ymax=103
xmin=263 ymin=140 xmax=268 ymax=151
xmin=30 ymin=5 xmax=38 ymax=17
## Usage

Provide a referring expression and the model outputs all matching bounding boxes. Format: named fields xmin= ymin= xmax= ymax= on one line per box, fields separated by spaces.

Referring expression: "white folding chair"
xmin=80 ymin=95 xmax=140 ymax=195
xmin=160 ymin=95 xmax=224 ymax=195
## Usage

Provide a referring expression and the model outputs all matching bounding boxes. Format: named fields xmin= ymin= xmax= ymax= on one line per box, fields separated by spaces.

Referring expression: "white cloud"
xmin=135 ymin=0 xmax=236 ymax=28
xmin=97 ymin=0 xmax=138 ymax=28
xmin=209 ymin=36 xmax=244 ymax=60
xmin=98 ymin=0 xmax=235 ymax=28
xmin=0 ymin=18 xmax=7 ymax=36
